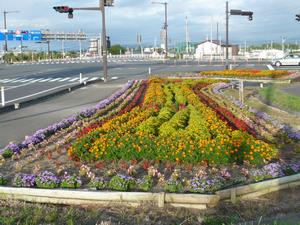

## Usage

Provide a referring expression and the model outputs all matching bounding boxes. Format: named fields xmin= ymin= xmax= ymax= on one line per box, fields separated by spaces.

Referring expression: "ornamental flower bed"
xmin=201 ymin=69 xmax=289 ymax=79
xmin=0 ymin=78 xmax=299 ymax=195
xmin=69 ymin=78 xmax=277 ymax=165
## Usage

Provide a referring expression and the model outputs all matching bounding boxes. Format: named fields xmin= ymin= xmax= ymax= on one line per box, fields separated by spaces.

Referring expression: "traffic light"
xmin=53 ymin=6 xmax=70 ymax=13
xmin=106 ymin=36 xmax=111 ymax=49
xmin=104 ymin=0 xmax=114 ymax=6
xmin=53 ymin=6 xmax=73 ymax=19
xmin=296 ymin=14 xmax=300 ymax=21
xmin=230 ymin=9 xmax=253 ymax=21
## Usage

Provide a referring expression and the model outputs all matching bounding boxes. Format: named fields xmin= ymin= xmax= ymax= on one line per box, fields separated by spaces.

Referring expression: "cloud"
xmin=2 ymin=0 xmax=300 ymax=45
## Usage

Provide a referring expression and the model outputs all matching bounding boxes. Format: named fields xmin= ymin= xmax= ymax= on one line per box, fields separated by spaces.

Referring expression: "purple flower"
xmin=36 ymin=171 xmax=60 ymax=188
xmin=13 ymin=173 xmax=36 ymax=187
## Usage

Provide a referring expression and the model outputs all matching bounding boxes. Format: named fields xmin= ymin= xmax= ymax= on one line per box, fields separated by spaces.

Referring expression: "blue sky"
xmin=1 ymin=0 xmax=300 ymax=46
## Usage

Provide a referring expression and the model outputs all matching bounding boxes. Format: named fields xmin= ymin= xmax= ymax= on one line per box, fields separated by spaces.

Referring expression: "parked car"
xmin=271 ymin=54 xmax=300 ymax=67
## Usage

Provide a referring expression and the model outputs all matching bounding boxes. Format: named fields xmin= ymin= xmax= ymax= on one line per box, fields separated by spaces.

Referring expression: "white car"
xmin=271 ymin=54 xmax=300 ymax=67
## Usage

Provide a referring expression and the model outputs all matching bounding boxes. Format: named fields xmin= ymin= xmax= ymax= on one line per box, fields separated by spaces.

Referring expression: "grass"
xmin=259 ymin=85 xmax=300 ymax=113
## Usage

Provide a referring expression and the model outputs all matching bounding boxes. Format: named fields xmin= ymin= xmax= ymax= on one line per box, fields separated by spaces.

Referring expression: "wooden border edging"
xmin=0 ymin=187 xmax=219 ymax=210
xmin=1 ymin=174 xmax=300 ymax=209
xmin=216 ymin=173 xmax=300 ymax=200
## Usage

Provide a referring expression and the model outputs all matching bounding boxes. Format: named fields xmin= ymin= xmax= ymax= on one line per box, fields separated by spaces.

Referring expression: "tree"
xmin=109 ymin=44 xmax=126 ymax=55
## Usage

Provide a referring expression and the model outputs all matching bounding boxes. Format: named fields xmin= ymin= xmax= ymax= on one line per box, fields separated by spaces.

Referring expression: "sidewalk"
xmin=0 ymin=81 xmax=125 ymax=149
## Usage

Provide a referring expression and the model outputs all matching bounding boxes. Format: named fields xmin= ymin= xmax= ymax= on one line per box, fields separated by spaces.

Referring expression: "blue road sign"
xmin=0 ymin=29 xmax=42 ymax=41
xmin=30 ymin=30 xmax=42 ymax=41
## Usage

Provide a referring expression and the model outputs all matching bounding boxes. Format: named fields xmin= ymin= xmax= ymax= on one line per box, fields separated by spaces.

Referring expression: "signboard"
xmin=30 ymin=30 xmax=42 ymax=41
xmin=0 ymin=30 xmax=42 ymax=41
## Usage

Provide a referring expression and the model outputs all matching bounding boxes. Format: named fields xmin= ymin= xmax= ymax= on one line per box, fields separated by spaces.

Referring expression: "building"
xmin=194 ymin=40 xmax=239 ymax=59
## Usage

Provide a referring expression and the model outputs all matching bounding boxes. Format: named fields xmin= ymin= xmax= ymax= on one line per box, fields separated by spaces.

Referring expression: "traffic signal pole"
xmin=100 ymin=0 xmax=108 ymax=83
xmin=53 ymin=1 xmax=113 ymax=83
xmin=225 ymin=2 xmax=253 ymax=70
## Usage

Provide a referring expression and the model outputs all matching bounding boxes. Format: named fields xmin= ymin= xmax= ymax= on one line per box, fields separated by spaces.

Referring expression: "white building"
xmin=194 ymin=40 xmax=239 ymax=59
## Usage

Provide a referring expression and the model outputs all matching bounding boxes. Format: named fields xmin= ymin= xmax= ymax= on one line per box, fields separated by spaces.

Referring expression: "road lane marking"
xmin=58 ymin=77 xmax=71 ymax=82
xmin=88 ymin=77 xmax=98 ymax=81
xmin=49 ymin=78 xmax=63 ymax=82
xmin=11 ymin=79 xmax=27 ymax=83
xmin=20 ymin=79 xmax=35 ymax=83
xmin=267 ymin=64 xmax=275 ymax=70
xmin=69 ymin=78 xmax=79 ymax=82
xmin=38 ymin=78 xmax=52 ymax=83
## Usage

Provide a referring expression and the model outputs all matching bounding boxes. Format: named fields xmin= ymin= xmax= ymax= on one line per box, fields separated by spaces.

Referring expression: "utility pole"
xmin=164 ymin=2 xmax=168 ymax=59
xmin=185 ymin=16 xmax=189 ymax=55
xmin=226 ymin=1 xmax=229 ymax=69
xmin=152 ymin=1 xmax=168 ymax=59
xmin=3 ymin=10 xmax=19 ymax=52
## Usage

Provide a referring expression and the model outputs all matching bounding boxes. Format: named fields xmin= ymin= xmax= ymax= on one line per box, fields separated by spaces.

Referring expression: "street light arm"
xmin=72 ymin=7 xmax=100 ymax=11
xmin=151 ymin=1 xmax=166 ymax=5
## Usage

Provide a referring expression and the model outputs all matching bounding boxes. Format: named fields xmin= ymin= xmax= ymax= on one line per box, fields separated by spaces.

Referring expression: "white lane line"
xmin=20 ymin=79 xmax=34 ymax=83
xmin=49 ymin=78 xmax=63 ymax=82
xmin=11 ymin=79 xmax=27 ymax=83
xmin=69 ymin=78 xmax=79 ymax=82
xmin=1 ymin=78 xmax=18 ymax=83
xmin=111 ymin=76 xmax=119 ymax=80
xmin=38 ymin=78 xmax=52 ymax=83
xmin=88 ymin=77 xmax=98 ymax=81
xmin=58 ymin=77 xmax=71 ymax=82
xmin=30 ymin=78 xmax=44 ymax=83
xmin=81 ymin=77 xmax=89 ymax=82
xmin=267 ymin=64 xmax=275 ymax=70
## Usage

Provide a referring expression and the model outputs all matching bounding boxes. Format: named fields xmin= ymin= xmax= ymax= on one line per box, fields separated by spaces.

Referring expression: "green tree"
xmin=109 ymin=44 xmax=126 ymax=55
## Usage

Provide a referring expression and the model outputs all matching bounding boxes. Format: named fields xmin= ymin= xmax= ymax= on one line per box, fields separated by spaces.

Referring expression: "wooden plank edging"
xmin=0 ymin=187 xmax=218 ymax=209
xmin=0 ymin=174 xmax=300 ymax=208
xmin=217 ymin=173 xmax=300 ymax=200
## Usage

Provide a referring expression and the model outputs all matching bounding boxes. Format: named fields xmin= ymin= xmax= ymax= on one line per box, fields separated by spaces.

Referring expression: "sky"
xmin=1 ymin=0 xmax=300 ymax=46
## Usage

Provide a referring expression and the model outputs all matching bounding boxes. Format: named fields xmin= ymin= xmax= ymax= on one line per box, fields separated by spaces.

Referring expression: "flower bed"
xmin=69 ymin=78 xmax=277 ymax=165
xmin=0 ymin=77 xmax=299 ymax=196
xmin=201 ymin=69 xmax=289 ymax=79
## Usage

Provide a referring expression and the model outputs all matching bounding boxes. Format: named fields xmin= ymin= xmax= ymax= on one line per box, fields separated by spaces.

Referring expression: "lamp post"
xmin=225 ymin=1 xmax=253 ymax=69
xmin=3 ymin=10 xmax=19 ymax=52
xmin=53 ymin=1 xmax=113 ymax=82
xmin=152 ymin=1 xmax=168 ymax=59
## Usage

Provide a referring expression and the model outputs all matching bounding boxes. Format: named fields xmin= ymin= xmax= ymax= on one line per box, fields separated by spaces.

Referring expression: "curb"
xmin=0 ymin=79 xmax=102 ymax=115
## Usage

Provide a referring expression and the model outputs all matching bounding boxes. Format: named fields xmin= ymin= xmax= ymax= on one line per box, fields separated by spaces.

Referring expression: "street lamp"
xmin=53 ymin=0 xmax=114 ymax=83
xmin=2 ymin=10 xmax=19 ymax=52
xmin=152 ymin=1 xmax=168 ymax=59
xmin=225 ymin=1 xmax=253 ymax=69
